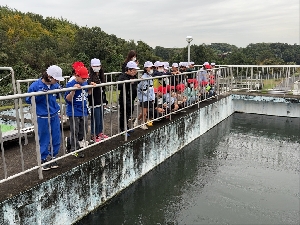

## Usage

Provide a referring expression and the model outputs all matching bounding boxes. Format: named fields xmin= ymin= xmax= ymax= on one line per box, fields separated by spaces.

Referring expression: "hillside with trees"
xmin=0 ymin=5 xmax=299 ymax=85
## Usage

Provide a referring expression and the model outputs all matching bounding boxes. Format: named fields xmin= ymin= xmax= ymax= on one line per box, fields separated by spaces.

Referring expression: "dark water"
xmin=77 ymin=113 xmax=300 ymax=225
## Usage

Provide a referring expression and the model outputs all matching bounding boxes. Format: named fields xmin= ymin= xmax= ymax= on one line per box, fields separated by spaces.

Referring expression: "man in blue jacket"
xmin=26 ymin=65 xmax=64 ymax=170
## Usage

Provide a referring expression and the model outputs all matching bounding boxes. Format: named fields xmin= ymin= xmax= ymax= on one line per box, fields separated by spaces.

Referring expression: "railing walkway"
xmin=0 ymin=64 xmax=299 ymax=192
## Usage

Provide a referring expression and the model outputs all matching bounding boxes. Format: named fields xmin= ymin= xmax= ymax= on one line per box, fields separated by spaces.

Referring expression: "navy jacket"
xmin=118 ymin=73 xmax=137 ymax=105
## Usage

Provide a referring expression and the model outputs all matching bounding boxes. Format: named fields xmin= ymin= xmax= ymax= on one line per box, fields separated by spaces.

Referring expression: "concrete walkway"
xmin=0 ymin=96 xmax=222 ymax=203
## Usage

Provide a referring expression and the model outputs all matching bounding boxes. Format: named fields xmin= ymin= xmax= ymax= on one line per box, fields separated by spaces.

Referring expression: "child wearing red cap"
xmin=163 ymin=85 xmax=179 ymax=113
xmin=185 ymin=79 xmax=200 ymax=105
xmin=69 ymin=61 xmax=84 ymax=82
xmin=65 ymin=66 xmax=95 ymax=158
xmin=149 ymin=86 xmax=165 ymax=120
xmin=176 ymin=83 xmax=187 ymax=109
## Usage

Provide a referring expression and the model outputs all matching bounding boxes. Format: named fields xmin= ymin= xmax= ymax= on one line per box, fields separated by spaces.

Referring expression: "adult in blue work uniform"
xmin=26 ymin=65 xmax=64 ymax=171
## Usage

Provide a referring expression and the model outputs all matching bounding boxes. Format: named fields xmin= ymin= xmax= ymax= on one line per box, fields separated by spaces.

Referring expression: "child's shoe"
xmin=90 ymin=135 xmax=101 ymax=143
xmin=140 ymin=124 xmax=148 ymax=130
xmin=41 ymin=159 xmax=51 ymax=171
xmin=98 ymin=133 xmax=109 ymax=140
xmin=146 ymin=120 xmax=153 ymax=126
xmin=79 ymin=140 xmax=89 ymax=148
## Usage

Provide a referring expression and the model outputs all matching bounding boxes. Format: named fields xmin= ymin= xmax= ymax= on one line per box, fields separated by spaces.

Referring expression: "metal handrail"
xmin=0 ymin=65 xmax=299 ymax=183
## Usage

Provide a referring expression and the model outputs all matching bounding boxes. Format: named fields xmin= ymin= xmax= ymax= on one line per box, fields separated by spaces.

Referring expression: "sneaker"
xmin=50 ymin=161 xmax=59 ymax=169
xmin=140 ymin=124 xmax=148 ymax=130
xmin=133 ymin=118 xmax=139 ymax=127
xmin=98 ymin=133 xmax=109 ymax=140
xmin=90 ymin=136 xmax=101 ymax=143
xmin=79 ymin=140 xmax=89 ymax=148
xmin=146 ymin=120 xmax=153 ymax=126
xmin=41 ymin=159 xmax=51 ymax=171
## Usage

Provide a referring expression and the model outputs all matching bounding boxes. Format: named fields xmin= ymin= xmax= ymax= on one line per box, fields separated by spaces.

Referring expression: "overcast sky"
xmin=2 ymin=0 xmax=299 ymax=48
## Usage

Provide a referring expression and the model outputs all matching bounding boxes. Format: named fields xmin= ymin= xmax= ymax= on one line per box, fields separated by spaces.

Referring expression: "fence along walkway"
xmin=0 ymin=65 xmax=299 ymax=184
xmin=223 ymin=65 xmax=300 ymax=93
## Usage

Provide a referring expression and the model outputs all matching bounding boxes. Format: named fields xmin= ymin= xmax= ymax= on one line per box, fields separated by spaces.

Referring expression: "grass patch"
xmin=0 ymin=124 xmax=16 ymax=132
xmin=262 ymin=79 xmax=282 ymax=91
xmin=106 ymin=90 xmax=119 ymax=104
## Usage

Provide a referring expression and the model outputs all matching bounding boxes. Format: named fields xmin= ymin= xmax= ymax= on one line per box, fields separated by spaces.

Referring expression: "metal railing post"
xmin=123 ymin=84 xmax=128 ymax=141
xmin=31 ymin=96 xmax=43 ymax=180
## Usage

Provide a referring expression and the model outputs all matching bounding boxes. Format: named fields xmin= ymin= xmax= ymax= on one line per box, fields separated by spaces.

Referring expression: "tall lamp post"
xmin=186 ymin=36 xmax=193 ymax=63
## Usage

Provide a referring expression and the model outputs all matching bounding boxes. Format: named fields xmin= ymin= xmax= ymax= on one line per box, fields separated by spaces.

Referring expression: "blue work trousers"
xmin=37 ymin=114 xmax=61 ymax=160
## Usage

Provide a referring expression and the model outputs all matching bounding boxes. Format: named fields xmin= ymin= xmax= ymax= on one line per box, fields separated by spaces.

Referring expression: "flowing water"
xmin=77 ymin=113 xmax=300 ymax=225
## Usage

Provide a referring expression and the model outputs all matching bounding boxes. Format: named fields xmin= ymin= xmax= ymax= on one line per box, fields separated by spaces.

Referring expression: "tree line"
xmin=0 ymin=5 xmax=299 ymax=93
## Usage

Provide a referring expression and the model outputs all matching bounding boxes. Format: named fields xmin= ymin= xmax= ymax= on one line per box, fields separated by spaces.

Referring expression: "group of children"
xmin=27 ymin=58 xmax=109 ymax=170
xmin=118 ymin=59 xmax=217 ymax=134
xmin=27 ymin=54 xmax=217 ymax=170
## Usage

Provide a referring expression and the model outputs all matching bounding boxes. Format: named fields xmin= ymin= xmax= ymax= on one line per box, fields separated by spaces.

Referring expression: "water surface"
xmin=78 ymin=113 xmax=300 ymax=225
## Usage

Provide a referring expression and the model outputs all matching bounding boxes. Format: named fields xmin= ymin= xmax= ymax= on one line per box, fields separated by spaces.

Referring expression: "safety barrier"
xmin=0 ymin=65 xmax=299 ymax=184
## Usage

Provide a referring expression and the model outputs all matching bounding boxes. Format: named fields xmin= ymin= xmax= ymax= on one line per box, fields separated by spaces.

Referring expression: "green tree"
xmin=224 ymin=50 xmax=247 ymax=65
xmin=154 ymin=46 xmax=170 ymax=61
xmin=0 ymin=5 xmax=299 ymax=86
xmin=136 ymin=41 xmax=157 ymax=64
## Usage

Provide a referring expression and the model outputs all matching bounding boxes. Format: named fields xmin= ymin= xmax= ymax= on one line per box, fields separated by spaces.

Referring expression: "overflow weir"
xmin=0 ymin=93 xmax=299 ymax=225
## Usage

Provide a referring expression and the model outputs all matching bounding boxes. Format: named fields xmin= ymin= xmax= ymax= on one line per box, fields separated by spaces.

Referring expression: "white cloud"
xmin=2 ymin=0 xmax=299 ymax=48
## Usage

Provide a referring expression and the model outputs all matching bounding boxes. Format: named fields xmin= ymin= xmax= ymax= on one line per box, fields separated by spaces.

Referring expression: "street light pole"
xmin=186 ymin=36 xmax=193 ymax=63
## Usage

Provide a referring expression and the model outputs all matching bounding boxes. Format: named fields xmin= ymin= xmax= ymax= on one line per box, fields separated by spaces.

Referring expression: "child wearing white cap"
xmin=135 ymin=61 xmax=155 ymax=130
xmin=88 ymin=58 xmax=109 ymax=142
xmin=170 ymin=63 xmax=181 ymax=87
xmin=25 ymin=65 xmax=64 ymax=171
xmin=153 ymin=61 xmax=165 ymax=77
xmin=118 ymin=61 xmax=139 ymax=136
xmin=186 ymin=62 xmax=196 ymax=76
xmin=152 ymin=61 xmax=171 ymax=88
xmin=210 ymin=62 xmax=216 ymax=76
